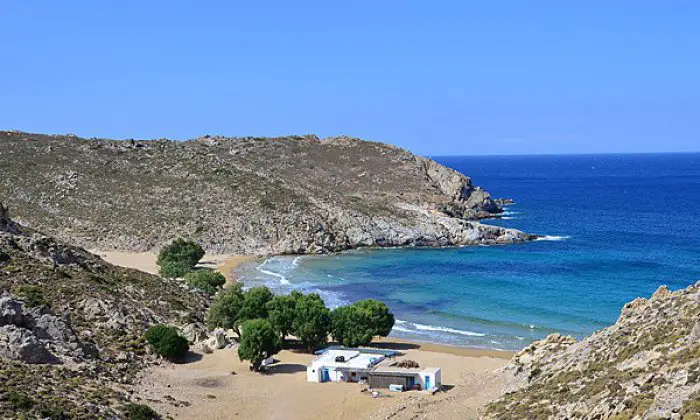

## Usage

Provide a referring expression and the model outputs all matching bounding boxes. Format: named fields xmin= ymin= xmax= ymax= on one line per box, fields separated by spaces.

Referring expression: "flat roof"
xmin=314 ymin=346 xmax=399 ymax=357
xmin=311 ymin=349 xmax=385 ymax=370
xmin=372 ymin=367 xmax=441 ymax=375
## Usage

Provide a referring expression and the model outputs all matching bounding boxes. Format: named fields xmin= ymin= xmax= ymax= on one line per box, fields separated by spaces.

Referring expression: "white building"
xmin=307 ymin=347 xmax=442 ymax=391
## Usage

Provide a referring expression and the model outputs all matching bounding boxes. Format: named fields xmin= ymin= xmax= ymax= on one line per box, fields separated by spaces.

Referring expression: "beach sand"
xmin=91 ymin=250 xmax=255 ymax=283
xmin=94 ymin=250 xmax=513 ymax=418
xmin=133 ymin=340 xmax=511 ymax=420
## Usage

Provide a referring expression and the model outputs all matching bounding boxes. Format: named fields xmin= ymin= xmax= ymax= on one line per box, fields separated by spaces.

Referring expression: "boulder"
xmin=206 ymin=328 xmax=228 ymax=350
xmin=0 ymin=324 xmax=59 ymax=364
xmin=181 ymin=322 xmax=209 ymax=344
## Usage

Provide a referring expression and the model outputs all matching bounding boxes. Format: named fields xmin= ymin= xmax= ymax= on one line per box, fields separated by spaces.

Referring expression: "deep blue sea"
xmin=238 ymin=153 xmax=700 ymax=350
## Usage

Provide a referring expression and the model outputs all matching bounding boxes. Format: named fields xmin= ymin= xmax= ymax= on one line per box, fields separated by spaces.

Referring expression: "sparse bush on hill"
xmin=184 ymin=269 xmax=226 ymax=294
xmin=157 ymin=239 xmax=204 ymax=278
xmin=237 ymin=318 xmax=282 ymax=372
xmin=145 ymin=324 xmax=189 ymax=360
xmin=121 ymin=403 xmax=161 ymax=420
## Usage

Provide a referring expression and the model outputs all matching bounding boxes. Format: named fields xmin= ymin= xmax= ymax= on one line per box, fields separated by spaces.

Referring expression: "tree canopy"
xmin=292 ymin=293 xmax=331 ymax=352
xmin=239 ymin=286 xmax=274 ymax=322
xmin=267 ymin=291 xmax=302 ymax=340
xmin=184 ymin=269 xmax=226 ymax=295
xmin=156 ymin=239 xmax=205 ymax=278
xmin=330 ymin=299 xmax=394 ymax=347
xmin=237 ymin=318 xmax=282 ymax=372
xmin=206 ymin=283 xmax=245 ymax=336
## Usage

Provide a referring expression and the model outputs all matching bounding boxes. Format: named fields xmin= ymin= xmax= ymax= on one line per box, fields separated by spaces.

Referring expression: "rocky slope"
xmin=485 ymin=284 xmax=700 ymax=419
xmin=0 ymin=202 xmax=210 ymax=418
xmin=0 ymin=131 xmax=534 ymax=254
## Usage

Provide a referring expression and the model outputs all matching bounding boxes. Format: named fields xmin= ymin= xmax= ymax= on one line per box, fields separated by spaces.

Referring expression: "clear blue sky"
xmin=1 ymin=1 xmax=698 ymax=155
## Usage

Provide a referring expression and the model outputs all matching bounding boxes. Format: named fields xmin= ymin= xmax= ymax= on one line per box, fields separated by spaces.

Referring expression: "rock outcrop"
xmin=486 ymin=283 xmax=700 ymax=419
xmin=0 ymin=204 xmax=209 ymax=418
xmin=0 ymin=131 xmax=534 ymax=254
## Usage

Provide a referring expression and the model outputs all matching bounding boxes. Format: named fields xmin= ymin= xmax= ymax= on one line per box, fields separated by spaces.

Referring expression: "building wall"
xmin=307 ymin=366 xmax=321 ymax=382
xmin=368 ymin=374 xmax=410 ymax=389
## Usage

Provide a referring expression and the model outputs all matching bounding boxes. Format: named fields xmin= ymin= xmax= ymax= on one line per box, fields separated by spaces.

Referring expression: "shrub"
xmin=238 ymin=318 xmax=282 ymax=371
xmin=206 ymin=283 xmax=245 ymax=337
xmin=12 ymin=285 xmax=47 ymax=307
xmin=184 ymin=269 xmax=226 ymax=294
xmin=157 ymin=239 xmax=205 ymax=278
xmin=7 ymin=390 xmax=33 ymax=410
xmin=121 ymin=403 xmax=161 ymax=420
xmin=145 ymin=324 xmax=189 ymax=360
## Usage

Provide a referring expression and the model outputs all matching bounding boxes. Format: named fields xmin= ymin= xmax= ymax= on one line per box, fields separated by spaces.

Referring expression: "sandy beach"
xmin=94 ymin=250 xmax=513 ymax=418
xmin=91 ymin=250 xmax=256 ymax=283
xmin=133 ymin=340 xmax=510 ymax=420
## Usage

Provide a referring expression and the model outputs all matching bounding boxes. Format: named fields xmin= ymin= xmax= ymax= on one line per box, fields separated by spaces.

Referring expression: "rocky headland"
xmin=0 ymin=131 xmax=534 ymax=255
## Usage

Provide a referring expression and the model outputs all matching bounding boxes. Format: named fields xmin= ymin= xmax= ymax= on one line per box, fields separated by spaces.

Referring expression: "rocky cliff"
xmin=0 ymin=131 xmax=534 ymax=254
xmin=485 ymin=284 xmax=700 ymax=419
xmin=0 ymin=203 xmax=209 ymax=417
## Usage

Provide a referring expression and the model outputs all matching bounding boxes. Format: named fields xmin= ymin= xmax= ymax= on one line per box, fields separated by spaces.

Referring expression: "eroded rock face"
xmin=0 ymin=132 xmax=534 ymax=254
xmin=486 ymin=284 xmax=700 ymax=419
xmin=0 ymin=294 xmax=93 ymax=363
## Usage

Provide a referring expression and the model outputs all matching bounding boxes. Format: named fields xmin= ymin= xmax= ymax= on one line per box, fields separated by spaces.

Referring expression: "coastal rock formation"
xmin=0 ymin=131 xmax=534 ymax=254
xmin=0 ymin=204 xmax=209 ymax=417
xmin=485 ymin=283 xmax=700 ymax=419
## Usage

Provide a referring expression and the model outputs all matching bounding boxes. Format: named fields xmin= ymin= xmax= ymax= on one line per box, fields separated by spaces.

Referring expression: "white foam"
xmin=256 ymin=259 xmax=291 ymax=285
xmin=501 ymin=216 xmax=516 ymax=220
xmin=291 ymin=256 xmax=303 ymax=268
xmin=412 ymin=322 xmax=486 ymax=337
xmin=535 ymin=235 xmax=570 ymax=241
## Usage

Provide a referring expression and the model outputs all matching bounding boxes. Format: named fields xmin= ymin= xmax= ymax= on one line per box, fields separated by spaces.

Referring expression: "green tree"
xmin=330 ymin=299 xmax=394 ymax=347
xmin=292 ymin=293 xmax=330 ymax=352
xmin=184 ymin=269 xmax=226 ymax=295
xmin=157 ymin=239 xmax=205 ymax=278
xmin=239 ymin=286 xmax=274 ymax=322
xmin=330 ymin=305 xmax=350 ymax=345
xmin=237 ymin=318 xmax=282 ymax=372
xmin=267 ymin=291 xmax=301 ymax=341
xmin=206 ymin=283 xmax=245 ymax=337
xmin=145 ymin=324 xmax=189 ymax=360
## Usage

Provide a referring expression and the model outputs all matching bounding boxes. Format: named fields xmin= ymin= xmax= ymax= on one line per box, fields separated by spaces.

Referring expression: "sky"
xmin=1 ymin=1 xmax=699 ymax=156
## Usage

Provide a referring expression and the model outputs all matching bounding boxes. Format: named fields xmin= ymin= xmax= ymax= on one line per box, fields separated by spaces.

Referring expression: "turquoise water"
xmin=238 ymin=153 xmax=700 ymax=350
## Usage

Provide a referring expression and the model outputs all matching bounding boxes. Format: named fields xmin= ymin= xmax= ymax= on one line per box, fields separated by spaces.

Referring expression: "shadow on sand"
xmin=175 ymin=351 xmax=204 ymax=364
xmin=262 ymin=363 xmax=307 ymax=375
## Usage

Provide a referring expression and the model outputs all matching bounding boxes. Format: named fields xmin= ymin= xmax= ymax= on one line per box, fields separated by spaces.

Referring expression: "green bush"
xmin=238 ymin=318 xmax=282 ymax=371
xmin=7 ymin=390 xmax=33 ymax=410
xmin=145 ymin=324 xmax=189 ymax=360
xmin=239 ymin=286 xmax=274 ymax=322
xmin=267 ymin=290 xmax=302 ymax=341
xmin=157 ymin=239 xmax=205 ymax=278
xmin=184 ymin=269 xmax=226 ymax=294
xmin=12 ymin=285 xmax=47 ymax=307
xmin=121 ymin=403 xmax=161 ymax=420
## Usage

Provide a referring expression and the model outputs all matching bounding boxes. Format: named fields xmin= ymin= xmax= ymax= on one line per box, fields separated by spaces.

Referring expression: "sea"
xmin=236 ymin=153 xmax=700 ymax=351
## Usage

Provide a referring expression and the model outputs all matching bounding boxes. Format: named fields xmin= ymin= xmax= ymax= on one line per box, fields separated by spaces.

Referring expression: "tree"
xmin=330 ymin=299 xmax=394 ymax=347
xmin=237 ymin=318 xmax=282 ymax=372
xmin=239 ymin=286 xmax=274 ymax=322
xmin=145 ymin=324 xmax=189 ymax=360
xmin=267 ymin=292 xmax=300 ymax=341
xmin=184 ymin=269 xmax=226 ymax=295
xmin=292 ymin=293 xmax=330 ymax=352
xmin=157 ymin=239 xmax=205 ymax=278
xmin=206 ymin=283 xmax=245 ymax=337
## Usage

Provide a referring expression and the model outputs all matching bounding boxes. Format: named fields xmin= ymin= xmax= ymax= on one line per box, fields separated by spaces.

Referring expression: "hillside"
xmin=0 ymin=131 xmax=533 ymax=254
xmin=485 ymin=284 xmax=700 ymax=419
xmin=0 ymin=202 xmax=208 ymax=418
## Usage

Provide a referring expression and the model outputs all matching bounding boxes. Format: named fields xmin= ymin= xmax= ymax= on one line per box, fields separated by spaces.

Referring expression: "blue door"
xmin=322 ymin=369 xmax=330 ymax=382
xmin=425 ymin=375 xmax=430 ymax=389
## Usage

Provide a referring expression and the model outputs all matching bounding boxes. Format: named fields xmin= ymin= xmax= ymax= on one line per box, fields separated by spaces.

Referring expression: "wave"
xmin=536 ymin=235 xmax=570 ymax=241
xmin=501 ymin=216 xmax=516 ymax=220
xmin=256 ymin=259 xmax=291 ymax=285
xmin=393 ymin=319 xmax=485 ymax=337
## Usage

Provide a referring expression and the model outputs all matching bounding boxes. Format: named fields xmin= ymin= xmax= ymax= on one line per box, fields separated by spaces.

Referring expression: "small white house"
xmin=307 ymin=347 xmax=442 ymax=391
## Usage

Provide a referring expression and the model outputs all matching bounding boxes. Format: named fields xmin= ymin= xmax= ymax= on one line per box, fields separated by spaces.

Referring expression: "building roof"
xmin=310 ymin=349 xmax=385 ymax=370
xmin=313 ymin=346 xmax=399 ymax=357
xmin=372 ymin=366 xmax=441 ymax=376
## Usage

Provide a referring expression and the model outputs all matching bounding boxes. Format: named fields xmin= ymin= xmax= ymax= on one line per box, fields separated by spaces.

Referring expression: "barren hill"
xmin=0 ymin=131 xmax=533 ymax=254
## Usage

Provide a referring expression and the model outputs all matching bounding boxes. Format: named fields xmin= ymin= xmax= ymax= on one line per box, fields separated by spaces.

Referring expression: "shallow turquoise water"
xmin=239 ymin=153 xmax=700 ymax=350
